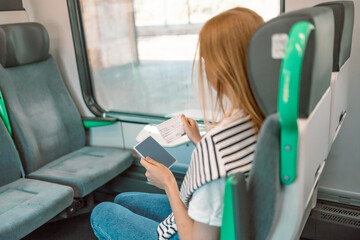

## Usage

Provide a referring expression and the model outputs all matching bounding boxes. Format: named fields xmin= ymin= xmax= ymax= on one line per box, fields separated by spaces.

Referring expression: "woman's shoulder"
xmin=208 ymin=111 xmax=255 ymax=138
xmin=195 ymin=110 xmax=256 ymax=153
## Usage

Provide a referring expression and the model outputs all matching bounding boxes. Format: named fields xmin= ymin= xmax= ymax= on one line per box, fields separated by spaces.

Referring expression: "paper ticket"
xmin=156 ymin=115 xmax=185 ymax=143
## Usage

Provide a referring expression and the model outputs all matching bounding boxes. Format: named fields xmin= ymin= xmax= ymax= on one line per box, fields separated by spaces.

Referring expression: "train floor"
xmin=23 ymin=213 xmax=97 ymax=240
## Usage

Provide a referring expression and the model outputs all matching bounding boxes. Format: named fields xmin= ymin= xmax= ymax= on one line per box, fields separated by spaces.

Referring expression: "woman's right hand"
xmin=181 ymin=114 xmax=202 ymax=145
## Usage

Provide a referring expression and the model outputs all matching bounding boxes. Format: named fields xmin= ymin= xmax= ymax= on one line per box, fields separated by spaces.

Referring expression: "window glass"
xmin=79 ymin=0 xmax=280 ymax=119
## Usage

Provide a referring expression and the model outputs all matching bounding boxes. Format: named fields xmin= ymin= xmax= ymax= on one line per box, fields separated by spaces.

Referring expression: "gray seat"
xmin=221 ymin=114 xmax=282 ymax=240
xmin=29 ymin=146 xmax=132 ymax=197
xmin=0 ymin=119 xmax=74 ymax=240
xmin=248 ymin=7 xmax=334 ymax=118
xmin=221 ymin=6 xmax=335 ymax=240
xmin=247 ymin=114 xmax=282 ymax=240
xmin=316 ymin=1 xmax=354 ymax=72
xmin=248 ymin=7 xmax=334 ymax=240
xmin=314 ymin=1 xmax=358 ymax=209
xmin=0 ymin=22 xmax=133 ymax=198
xmin=313 ymin=1 xmax=354 ymax=147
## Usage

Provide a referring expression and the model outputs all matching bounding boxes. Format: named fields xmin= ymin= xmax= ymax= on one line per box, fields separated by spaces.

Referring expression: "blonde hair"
xmin=194 ymin=7 xmax=265 ymax=132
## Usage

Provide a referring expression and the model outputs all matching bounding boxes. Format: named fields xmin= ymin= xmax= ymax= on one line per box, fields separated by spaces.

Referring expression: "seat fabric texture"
xmin=0 ymin=22 xmax=134 ymax=198
xmin=0 ymin=114 xmax=22 ymax=186
xmin=0 ymin=57 xmax=86 ymax=174
xmin=316 ymin=1 xmax=354 ymax=71
xmin=0 ymin=178 xmax=73 ymax=240
xmin=248 ymin=114 xmax=283 ymax=240
xmin=29 ymin=146 xmax=133 ymax=197
xmin=0 ymin=120 xmax=74 ymax=240
xmin=0 ymin=55 xmax=133 ymax=198
xmin=0 ymin=22 xmax=49 ymax=67
xmin=248 ymin=7 xmax=334 ymax=118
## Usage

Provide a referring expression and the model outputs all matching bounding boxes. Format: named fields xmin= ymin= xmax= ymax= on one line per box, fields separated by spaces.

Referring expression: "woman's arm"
xmin=192 ymin=221 xmax=220 ymax=240
xmin=164 ymin=179 xmax=194 ymax=240
xmin=166 ymin=183 xmax=220 ymax=240
xmin=181 ymin=115 xmax=202 ymax=145
xmin=141 ymin=158 xmax=219 ymax=240
xmin=141 ymin=157 xmax=194 ymax=239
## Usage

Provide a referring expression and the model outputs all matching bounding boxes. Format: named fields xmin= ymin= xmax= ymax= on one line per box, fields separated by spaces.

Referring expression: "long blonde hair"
xmin=194 ymin=7 xmax=264 ymax=132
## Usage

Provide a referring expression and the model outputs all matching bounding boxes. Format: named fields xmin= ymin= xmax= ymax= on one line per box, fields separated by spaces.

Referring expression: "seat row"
xmin=0 ymin=22 xmax=133 ymax=239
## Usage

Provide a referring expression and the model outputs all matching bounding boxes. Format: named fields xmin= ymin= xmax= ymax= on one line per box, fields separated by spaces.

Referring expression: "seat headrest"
xmin=315 ymin=1 xmax=354 ymax=72
xmin=0 ymin=22 xmax=49 ymax=68
xmin=248 ymin=7 xmax=334 ymax=118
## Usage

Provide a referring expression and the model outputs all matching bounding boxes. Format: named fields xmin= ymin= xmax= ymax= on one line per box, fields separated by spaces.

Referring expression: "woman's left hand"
xmin=140 ymin=157 xmax=177 ymax=191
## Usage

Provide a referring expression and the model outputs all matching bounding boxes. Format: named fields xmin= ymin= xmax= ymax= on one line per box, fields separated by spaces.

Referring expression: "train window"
xmin=76 ymin=0 xmax=280 ymax=121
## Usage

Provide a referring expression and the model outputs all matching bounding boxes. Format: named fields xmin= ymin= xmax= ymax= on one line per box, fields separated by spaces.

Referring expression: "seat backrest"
xmin=316 ymin=1 xmax=354 ymax=72
xmin=0 ymin=22 xmax=85 ymax=174
xmin=248 ymin=7 xmax=334 ymax=119
xmin=0 ymin=119 xmax=22 ymax=186
xmin=246 ymin=7 xmax=334 ymax=240
xmin=314 ymin=1 xmax=355 ymax=147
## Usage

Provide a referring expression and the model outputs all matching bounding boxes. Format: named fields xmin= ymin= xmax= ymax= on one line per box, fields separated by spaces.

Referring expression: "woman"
xmin=91 ymin=7 xmax=264 ymax=240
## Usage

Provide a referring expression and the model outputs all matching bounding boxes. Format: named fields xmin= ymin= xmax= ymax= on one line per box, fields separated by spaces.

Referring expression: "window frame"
xmin=67 ymin=0 xmax=285 ymax=124
xmin=67 ymin=0 xmax=171 ymax=124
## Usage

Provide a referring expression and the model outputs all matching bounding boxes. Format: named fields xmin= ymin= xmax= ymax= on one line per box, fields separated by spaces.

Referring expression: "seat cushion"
xmin=28 ymin=146 xmax=133 ymax=197
xmin=0 ymin=178 xmax=73 ymax=240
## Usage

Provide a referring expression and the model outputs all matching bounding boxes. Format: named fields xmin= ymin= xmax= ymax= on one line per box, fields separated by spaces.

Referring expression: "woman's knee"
xmin=114 ymin=192 xmax=155 ymax=205
xmin=91 ymin=202 xmax=116 ymax=240
xmin=91 ymin=202 xmax=113 ymax=225
xmin=91 ymin=201 xmax=159 ymax=240
xmin=114 ymin=192 xmax=137 ymax=205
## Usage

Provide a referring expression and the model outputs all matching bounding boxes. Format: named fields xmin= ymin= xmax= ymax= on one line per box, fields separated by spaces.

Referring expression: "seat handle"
xmin=278 ymin=21 xmax=314 ymax=185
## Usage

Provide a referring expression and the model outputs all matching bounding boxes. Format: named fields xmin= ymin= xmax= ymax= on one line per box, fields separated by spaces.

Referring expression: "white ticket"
xmin=156 ymin=115 xmax=185 ymax=143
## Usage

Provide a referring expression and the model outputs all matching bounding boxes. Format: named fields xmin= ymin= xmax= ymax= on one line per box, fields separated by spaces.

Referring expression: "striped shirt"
xmin=157 ymin=111 xmax=258 ymax=240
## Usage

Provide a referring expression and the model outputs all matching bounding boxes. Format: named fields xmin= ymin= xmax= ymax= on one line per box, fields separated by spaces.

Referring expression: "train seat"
xmin=0 ymin=119 xmax=74 ymax=240
xmin=221 ymin=114 xmax=281 ymax=240
xmin=313 ymin=0 xmax=357 ymax=213
xmin=0 ymin=22 xmax=133 ymax=198
xmin=315 ymin=1 xmax=354 ymax=148
xmin=221 ymin=6 xmax=335 ymax=240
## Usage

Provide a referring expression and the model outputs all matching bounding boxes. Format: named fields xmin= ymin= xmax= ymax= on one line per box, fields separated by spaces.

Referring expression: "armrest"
xmin=82 ymin=116 xmax=117 ymax=128
xmin=0 ymin=89 xmax=12 ymax=136
xmin=221 ymin=172 xmax=250 ymax=240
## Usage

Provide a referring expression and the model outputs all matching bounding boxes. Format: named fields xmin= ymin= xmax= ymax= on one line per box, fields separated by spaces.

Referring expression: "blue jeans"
xmin=91 ymin=192 xmax=180 ymax=240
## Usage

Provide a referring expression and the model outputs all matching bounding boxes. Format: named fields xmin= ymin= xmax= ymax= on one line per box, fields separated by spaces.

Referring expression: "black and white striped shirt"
xmin=157 ymin=111 xmax=258 ymax=240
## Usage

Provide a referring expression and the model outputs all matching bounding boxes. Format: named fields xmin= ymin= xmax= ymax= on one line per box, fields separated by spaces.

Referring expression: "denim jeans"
xmin=91 ymin=192 xmax=180 ymax=240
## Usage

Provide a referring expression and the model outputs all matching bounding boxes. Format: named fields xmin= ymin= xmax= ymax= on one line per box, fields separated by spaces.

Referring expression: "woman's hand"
xmin=181 ymin=114 xmax=202 ymax=145
xmin=140 ymin=157 xmax=177 ymax=191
